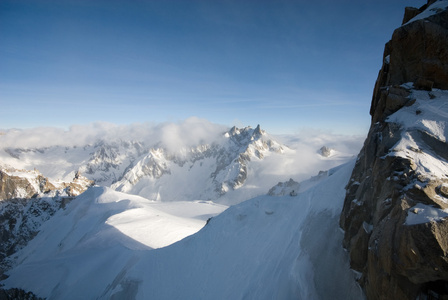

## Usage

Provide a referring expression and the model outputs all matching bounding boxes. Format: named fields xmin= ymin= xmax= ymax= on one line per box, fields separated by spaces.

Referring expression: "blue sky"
xmin=0 ymin=0 xmax=424 ymax=135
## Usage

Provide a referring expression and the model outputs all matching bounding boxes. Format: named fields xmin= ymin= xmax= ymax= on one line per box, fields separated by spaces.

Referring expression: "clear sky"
xmin=0 ymin=0 xmax=424 ymax=135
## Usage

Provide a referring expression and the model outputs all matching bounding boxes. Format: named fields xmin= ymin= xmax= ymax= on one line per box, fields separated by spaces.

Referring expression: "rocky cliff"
xmin=0 ymin=168 xmax=94 ymax=201
xmin=340 ymin=1 xmax=448 ymax=299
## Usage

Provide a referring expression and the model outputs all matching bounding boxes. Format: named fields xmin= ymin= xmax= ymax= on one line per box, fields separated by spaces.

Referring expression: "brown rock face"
xmin=389 ymin=13 xmax=448 ymax=89
xmin=340 ymin=2 xmax=448 ymax=300
xmin=0 ymin=168 xmax=94 ymax=201
xmin=370 ymin=2 xmax=448 ymax=123
xmin=0 ymin=170 xmax=55 ymax=200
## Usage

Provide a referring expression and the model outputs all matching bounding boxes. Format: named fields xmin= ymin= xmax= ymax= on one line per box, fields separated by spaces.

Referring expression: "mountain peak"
xmin=253 ymin=124 xmax=263 ymax=136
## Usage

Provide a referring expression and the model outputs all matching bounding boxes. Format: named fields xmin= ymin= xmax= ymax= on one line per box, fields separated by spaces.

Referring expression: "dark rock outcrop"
xmin=319 ymin=146 xmax=333 ymax=157
xmin=340 ymin=2 xmax=448 ymax=299
xmin=0 ymin=288 xmax=43 ymax=300
xmin=267 ymin=178 xmax=300 ymax=196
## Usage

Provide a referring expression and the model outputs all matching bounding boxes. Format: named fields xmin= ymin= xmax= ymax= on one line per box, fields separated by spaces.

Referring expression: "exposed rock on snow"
xmin=212 ymin=124 xmax=284 ymax=195
xmin=319 ymin=146 xmax=333 ymax=157
xmin=0 ymin=169 xmax=56 ymax=201
xmin=267 ymin=178 xmax=300 ymax=196
xmin=0 ymin=194 xmax=75 ymax=277
xmin=81 ymin=140 xmax=147 ymax=185
xmin=340 ymin=1 xmax=448 ymax=299
xmin=0 ymin=167 xmax=93 ymax=201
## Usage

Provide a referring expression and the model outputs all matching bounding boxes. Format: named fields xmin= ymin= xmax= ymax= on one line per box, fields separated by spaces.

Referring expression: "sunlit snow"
xmin=386 ymin=87 xmax=448 ymax=181
xmin=405 ymin=203 xmax=448 ymax=225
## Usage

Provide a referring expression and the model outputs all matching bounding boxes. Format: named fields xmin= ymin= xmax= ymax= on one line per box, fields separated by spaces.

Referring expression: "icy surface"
xmin=2 ymin=161 xmax=363 ymax=299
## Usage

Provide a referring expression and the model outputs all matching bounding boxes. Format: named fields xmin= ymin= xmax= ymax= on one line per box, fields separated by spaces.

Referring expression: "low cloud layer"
xmin=251 ymin=129 xmax=365 ymax=184
xmin=0 ymin=117 xmax=228 ymax=151
xmin=0 ymin=119 xmax=365 ymax=166
xmin=278 ymin=128 xmax=365 ymax=156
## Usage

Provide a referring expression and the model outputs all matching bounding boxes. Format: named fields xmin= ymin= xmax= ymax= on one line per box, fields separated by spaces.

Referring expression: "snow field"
xmin=3 ymin=160 xmax=363 ymax=299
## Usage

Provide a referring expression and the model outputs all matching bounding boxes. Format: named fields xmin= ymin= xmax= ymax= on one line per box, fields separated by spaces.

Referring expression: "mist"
xmin=0 ymin=117 xmax=228 ymax=152
xmin=0 ymin=119 xmax=365 ymax=182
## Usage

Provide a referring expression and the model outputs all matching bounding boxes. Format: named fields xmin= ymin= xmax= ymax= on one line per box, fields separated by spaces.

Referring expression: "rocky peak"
xmin=252 ymin=124 xmax=264 ymax=137
xmin=227 ymin=126 xmax=240 ymax=136
xmin=225 ymin=125 xmax=265 ymax=141
xmin=319 ymin=146 xmax=333 ymax=157
xmin=267 ymin=178 xmax=300 ymax=197
xmin=340 ymin=2 xmax=448 ymax=299
xmin=370 ymin=0 xmax=448 ymax=123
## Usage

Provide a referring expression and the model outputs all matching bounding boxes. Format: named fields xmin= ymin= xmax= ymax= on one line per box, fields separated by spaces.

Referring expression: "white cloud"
xmin=0 ymin=117 xmax=228 ymax=151
xmin=276 ymin=128 xmax=365 ymax=156
xmin=0 ymin=120 xmax=365 ymax=178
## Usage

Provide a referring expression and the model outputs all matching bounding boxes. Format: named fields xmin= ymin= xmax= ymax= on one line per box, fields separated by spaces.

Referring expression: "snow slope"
xmin=2 ymin=160 xmax=363 ymax=300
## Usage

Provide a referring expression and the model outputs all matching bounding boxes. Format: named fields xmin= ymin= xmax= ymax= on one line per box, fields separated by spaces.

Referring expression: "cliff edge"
xmin=340 ymin=1 xmax=448 ymax=299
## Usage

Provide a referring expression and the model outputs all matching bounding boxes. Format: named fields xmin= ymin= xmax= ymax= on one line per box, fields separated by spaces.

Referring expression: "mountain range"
xmin=0 ymin=124 xmax=351 ymax=205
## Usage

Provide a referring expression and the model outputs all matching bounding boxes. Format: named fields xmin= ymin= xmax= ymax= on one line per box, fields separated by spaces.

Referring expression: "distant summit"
xmin=111 ymin=125 xmax=284 ymax=202
xmin=318 ymin=146 xmax=333 ymax=157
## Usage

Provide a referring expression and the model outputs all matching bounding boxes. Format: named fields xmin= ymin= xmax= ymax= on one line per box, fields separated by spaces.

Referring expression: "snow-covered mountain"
xmin=110 ymin=125 xmax=285 ymax=203
xmin=1 ymin=162 xmax=363 ymax=300
xmin=0 ymin=167 xmax=93 ymax=201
